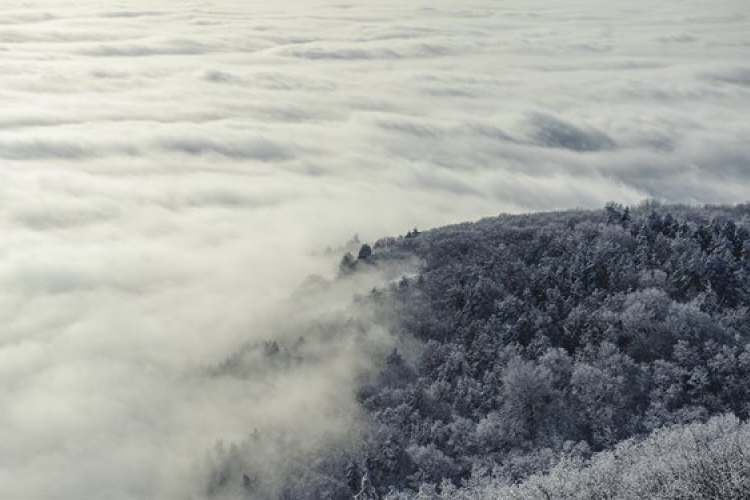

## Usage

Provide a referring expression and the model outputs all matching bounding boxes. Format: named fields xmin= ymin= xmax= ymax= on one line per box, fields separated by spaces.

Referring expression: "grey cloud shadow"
xmin=523 ymin=112 xmax=617 ymax=152
xmin=0 ymin=11 xmax=57 ymax=25
xmin=702 ymin=68 xmax=750 ymax=87
xmin=157 ymin=137 xmax=294 ymax=161
xmin=99 ymin=11 xmax=169 ymax=19
xmin=206 ymin=71 xmax=338 ymax=93
xmin=81 ymin=41 xmax=214 ymax=57
xmin=0 ymin=138 xmax=140 ymax=160
xmin=185 ymin=192 xmax=293 ymax=210
xmin=0 ymin=30 xmax=134 ymax=43
xmin=0 ymin=139 xmax=96 ymax=160
xmin=13 ymin=206 xmax=121 ymax=231
xmin=204 ymin=70 xmax=234 ymax=83
xmin=284 ymin=46 xmax=401 ymax=60
xmin=282 ymin=42 xmax=453 ymax=60
xmin=376 ymin=118 xmax=444 ymax=139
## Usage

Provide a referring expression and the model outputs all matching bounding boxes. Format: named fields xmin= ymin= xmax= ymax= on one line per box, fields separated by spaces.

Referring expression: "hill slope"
xmin=208 ymin=202 xmax=750 ymax=499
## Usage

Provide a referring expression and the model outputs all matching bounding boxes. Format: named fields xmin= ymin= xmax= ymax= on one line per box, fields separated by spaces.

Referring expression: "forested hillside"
xmin=207 ymin=202 xmax=750 ymax=499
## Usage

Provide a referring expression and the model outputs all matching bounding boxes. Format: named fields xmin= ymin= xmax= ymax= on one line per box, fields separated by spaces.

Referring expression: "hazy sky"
xmin=0 ymin=0 xmax=749 ymax=497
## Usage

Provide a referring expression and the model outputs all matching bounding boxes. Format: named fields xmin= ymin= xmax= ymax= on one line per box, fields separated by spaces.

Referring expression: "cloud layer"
xmin=0 ymin=0 xmax=749 ymax=497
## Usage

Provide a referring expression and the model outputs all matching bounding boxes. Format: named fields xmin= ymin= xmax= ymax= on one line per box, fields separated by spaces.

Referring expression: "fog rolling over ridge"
xmin=0 ymin=0 xmax=748 ymax=497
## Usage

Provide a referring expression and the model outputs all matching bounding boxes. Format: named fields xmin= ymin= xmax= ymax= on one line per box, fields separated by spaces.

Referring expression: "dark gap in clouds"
xmin=406 ymin=42 xmax=455 ymax=57
xmin=376 ymin=117 xmax=522 ymax=143
xmin=631 ymin=134 xmax=676 ymax=153
xmin=204 ymin=70 xmax=234 ymax=83
xmin=260 ymin=35 xmax=320 ymax=46
xmin=683 ymin=13 xmax=748 ymax=24
xmin=354 ymin=28 xmax=438 ymax=43
xmin=81 ymin=41 xmax=214 ymax=57
xmin=613 ymin=77 xmax=729 ymax=102
xmin=419 ymin=86 xmax=478 ymax=98
xmin=345 ymin=96 xmax=399 ymax=113
xmin=99 ymin=11 xmax=169 ymax=19
xmin=0 ymin=114 xmax=232 ymax=131
xmin=0 ymin=139 xmax=95 ymax=160
xmin=91 ymin=69 xmax=130 ymax=79
xmin=566 ymin=41 xmax=614 ymax=53
xmin=0 ymin=30 xmax=135 ymax=43
xmin=702 ymin=68 xmax=750 ymax=87
xmin=657 ymin=33 xmax=698 ymax=43
xmin=191 ymin=19 xmax=224 ymax=26
xmin=0 ymin=138 xmax=141 ymax=160
xmin=257 ymin=76 xmax=338 ymax=92
xmin=13 ymin=206 xmax=121 ymax=231
xmin=250 ymin=105 xmax=335 ymax=123
xmin=534 ymin=60 xmax=670 ymax=72
xmin=298 ymin=14 xmax=394 ymax=23
xmin=452 ymin=9 xmax=497 ymax=19
xmin=414 ymin=72 xmax=508 ymax=86
xmin=282 ymin=42 xmax=454 ymax=60
xmin=284 ymin=46 xmax=401 ymax=60
xmin=0 ymin=117 xmax=83 ymax=130
xmin=9 ymin=261 xmax=186 ymax=295
xmin=0 ymin=12 xmax=57 ymax=25
xmin=464 ymin=123 xmax=515 ymax=142
xmin=180 ymin=189 xmax=293 ymax=210
xmin=376 ymin=118 xmax=444 ymax=139
xmin=523 ymin=112 xmax=617 ymax=152
xmin=157 ymin=137 xmax=294 ymax=161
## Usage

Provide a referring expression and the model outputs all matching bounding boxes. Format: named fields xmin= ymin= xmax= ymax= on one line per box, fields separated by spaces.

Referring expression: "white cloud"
xmin=1 ymin=0 xmax=749 ymax=497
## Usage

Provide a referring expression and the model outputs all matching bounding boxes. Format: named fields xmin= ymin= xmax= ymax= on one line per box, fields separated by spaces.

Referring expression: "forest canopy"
xmin=208 ymin=202 xmax=750 ymax=499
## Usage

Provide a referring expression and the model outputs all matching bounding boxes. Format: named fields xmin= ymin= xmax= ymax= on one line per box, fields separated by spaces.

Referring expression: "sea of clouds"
xmin=0 ymin=0 xmax=748 ymax=497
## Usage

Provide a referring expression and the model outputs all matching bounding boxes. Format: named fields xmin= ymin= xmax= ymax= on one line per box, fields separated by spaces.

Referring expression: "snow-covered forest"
xmin=205 ymin=202 xmax=750 ymax=499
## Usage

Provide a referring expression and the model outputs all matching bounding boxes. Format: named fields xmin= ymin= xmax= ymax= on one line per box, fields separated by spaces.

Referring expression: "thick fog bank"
xmin=0 ymin=0 xmax=748 ymax=497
